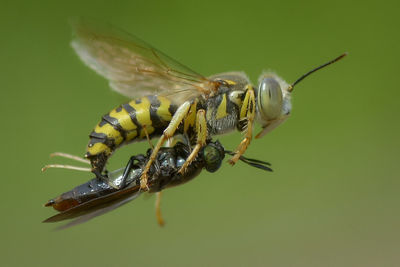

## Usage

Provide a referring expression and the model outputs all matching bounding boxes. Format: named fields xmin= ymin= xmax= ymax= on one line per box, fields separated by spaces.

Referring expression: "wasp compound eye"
xmin=257 ymin=77 xmax=283 ymax=122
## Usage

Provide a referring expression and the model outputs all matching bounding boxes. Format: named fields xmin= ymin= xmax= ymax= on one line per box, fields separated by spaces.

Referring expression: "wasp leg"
xmin=49 ymin=152 xmax=91 ymax=165
xmin=41 ymin=164 xmax=92 ymax=172
xmin=142 ymin=125 xmax=154 ymax=149
xmin=229 ymin=87 xmax=256 ymax=165
xmin=140 ymin=101 xmax=192 ymax=190
xmin=179 ymin=109 xmax=207 ymax=174
xmin=155 ymin=192 xmax=165 ymax=227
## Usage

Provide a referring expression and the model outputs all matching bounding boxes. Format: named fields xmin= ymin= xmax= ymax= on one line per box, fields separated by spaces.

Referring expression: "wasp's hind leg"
xmin=229 ymin=87 xmax=256 ymax=165
xmin=179 ymin=109 xmax=207 ymax=174
xmin=140 ymin=101 xmax=192 ymax=190
xmin=142 ymin=125 xmax=154 ymax=149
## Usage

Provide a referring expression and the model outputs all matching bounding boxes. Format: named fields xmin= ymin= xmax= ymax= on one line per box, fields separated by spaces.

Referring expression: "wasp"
xmin=69 ymin=18 xmax=346 ymax=190
xmin=43 ymin=140 xmax=272 ymax=229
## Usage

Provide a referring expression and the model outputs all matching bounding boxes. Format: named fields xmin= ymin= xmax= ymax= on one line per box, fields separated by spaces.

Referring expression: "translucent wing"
xmin=71 ymin=18 xmax=218 ymax=104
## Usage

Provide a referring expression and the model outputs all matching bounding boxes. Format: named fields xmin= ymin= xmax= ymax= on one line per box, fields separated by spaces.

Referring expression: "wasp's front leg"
xmin=229 ymin=87 xmax=256 ymax=165
xmin=140 ymin=101 xmax=192 ymax=190
xmin=179 ymin=109 xmax=207 ymax=174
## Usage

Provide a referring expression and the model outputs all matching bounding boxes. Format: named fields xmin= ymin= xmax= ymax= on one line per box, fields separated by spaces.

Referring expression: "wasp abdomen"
xmin=86 ymin=96 xmax=177 ymax=173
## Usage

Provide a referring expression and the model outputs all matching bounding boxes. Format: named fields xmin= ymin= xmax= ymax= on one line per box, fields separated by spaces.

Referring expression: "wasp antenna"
xmin=288 ymin=52 xmax=347 ymax=92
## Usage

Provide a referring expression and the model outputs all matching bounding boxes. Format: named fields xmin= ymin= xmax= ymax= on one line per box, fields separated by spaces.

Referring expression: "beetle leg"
xmin=179 ymin=109 xmax=207 ymax=174
xmin=229 ymin=87 xmax=256 ymax=165
xmin=140 ymin=101 xmax=192 ymax=190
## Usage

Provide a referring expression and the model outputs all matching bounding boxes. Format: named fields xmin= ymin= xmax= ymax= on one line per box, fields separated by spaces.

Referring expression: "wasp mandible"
xmin=69 ymin=19 xmax=346 ymax=190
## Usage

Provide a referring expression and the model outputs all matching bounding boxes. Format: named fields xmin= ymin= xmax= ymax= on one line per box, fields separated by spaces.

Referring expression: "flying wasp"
xmin=68 ymin=18 xmax=346 ymax=189
xmin=43 ymin=140 xmax=271 ymax=229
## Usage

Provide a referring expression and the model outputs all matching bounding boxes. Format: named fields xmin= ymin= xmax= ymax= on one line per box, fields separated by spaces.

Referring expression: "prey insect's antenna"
xmin=288 ymin=53 xmax=347 ymax=92
xmin=225 ymin=150 xmax=273 ymax=172
xmin=43 ymin=152 xmax=92 ymax=173
xmin=41 ymin=164 xmax=92 ymax=172
xmin=49 ymin=152 xmax=90 ymax=164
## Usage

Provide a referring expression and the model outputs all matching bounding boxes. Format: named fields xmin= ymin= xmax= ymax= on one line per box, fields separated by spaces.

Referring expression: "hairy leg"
xmin=179 ymin=109 xmax=207 ymax=174
xmin=229 ymin=88 xmax=256 ymax=165
xmin=140 ymin=101 xmax=192 ymax=190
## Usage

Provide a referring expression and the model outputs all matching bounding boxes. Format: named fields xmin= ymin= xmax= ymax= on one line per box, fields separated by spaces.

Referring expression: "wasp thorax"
xmin=257 ymin=77 xmax=283 ymax=122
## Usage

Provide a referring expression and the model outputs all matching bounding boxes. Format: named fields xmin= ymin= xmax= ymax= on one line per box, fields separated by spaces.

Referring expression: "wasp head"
xmin=255 ymin=53 xmax=347 ymax=138
xmin=255 ymin=73 xmax=292 ymax=139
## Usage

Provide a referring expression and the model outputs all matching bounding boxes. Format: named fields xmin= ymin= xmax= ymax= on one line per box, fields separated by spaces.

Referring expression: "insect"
xmin=70 ymin=18 xmax=346 ymax=190
xmin=43 ymin=140 xmax=272 ymax=229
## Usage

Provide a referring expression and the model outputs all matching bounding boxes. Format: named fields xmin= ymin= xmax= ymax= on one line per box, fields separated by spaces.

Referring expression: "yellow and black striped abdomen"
xmin=86 ymin=96 xmax=177 ymax=173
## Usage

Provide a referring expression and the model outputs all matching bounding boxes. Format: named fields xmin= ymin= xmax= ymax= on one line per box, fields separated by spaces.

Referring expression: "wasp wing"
xmin=71 ymin=18 xmax=217 ymax=104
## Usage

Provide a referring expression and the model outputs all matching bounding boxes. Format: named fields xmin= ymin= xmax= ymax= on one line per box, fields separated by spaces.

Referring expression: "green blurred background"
xmin=1 ymin=0 xmax=399 ymax=266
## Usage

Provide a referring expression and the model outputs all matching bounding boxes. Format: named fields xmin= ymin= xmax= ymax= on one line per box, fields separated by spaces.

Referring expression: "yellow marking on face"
xmin=157 ymin=97 xmax=173 ymax=122
xmin=87 ymin=143 xmax=111 ymax=156
xmin=216 ymin=94 xmax=227 ymax=119
xmin=184 ymin=100 xmax=197 ymax=133
xmin=94 ymin=124 xmax=123 ymax=145
xmin=109 ymin=107 xmax=137 ymax=131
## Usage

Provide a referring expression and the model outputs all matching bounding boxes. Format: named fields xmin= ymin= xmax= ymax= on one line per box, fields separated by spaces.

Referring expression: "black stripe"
xmin=88 ymin=137 xmax=103 ymax=147
xmin=241 ymin=89 xmax=247 ymax=101
xmin=102 ymin=113 xmax=127 ymax=139
xmin=147 ymin=96 xmax=164 ymax=128
xmin=249 ymin=98 xmax=254 ymax=114
xmin=122 ymin=103 xmax=142 ymax=137
xmin=168 ymin=102 xmax=178 ymax=116
xmin=98 ymin=120 xmax=107 ymax=127
xmin=88 ymin=134 xmax=116 ymax=149
xmin=89 ymin=131 xmax=107 ymax=140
